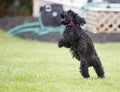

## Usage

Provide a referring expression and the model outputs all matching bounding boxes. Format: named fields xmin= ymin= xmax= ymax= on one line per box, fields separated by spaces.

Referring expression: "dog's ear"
xmin=74 ymin=14 xmax=86 ymax=26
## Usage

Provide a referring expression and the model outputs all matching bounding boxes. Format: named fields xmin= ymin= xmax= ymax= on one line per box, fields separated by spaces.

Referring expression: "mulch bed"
xmin=0 ymin=16 xmax=120 ymax=43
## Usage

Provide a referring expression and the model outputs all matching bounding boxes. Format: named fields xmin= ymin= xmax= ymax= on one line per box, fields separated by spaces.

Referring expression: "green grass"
xmin=0 ymin=30 xmax=120 ymax=92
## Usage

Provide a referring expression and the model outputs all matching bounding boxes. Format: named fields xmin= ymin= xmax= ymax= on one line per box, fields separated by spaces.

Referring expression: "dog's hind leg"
xmin=92 ymin=53 xmax=105 ymax=78
xmin=80 ymin=58 xmax=90 ymax=78
xmin=93 ymin=62 xmax=105 ymax=78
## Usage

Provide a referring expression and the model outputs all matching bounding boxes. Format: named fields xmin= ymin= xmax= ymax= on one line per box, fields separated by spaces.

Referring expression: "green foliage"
xmin=0 ymin=30 xmax=120 ymax=92
xmin=0 ymin=0 xmax=32 ymax=17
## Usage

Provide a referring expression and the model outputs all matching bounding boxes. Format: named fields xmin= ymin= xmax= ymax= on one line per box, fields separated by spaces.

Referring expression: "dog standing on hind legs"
xmin=58 ymin=10 xmax=105 ymax=78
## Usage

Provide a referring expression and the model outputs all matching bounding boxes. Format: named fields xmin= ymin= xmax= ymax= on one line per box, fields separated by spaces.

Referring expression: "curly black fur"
xmin=58 ymin=10 xmax=105 ymax=78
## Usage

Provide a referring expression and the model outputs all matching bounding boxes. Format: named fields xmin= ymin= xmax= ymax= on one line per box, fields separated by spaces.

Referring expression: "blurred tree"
xmin=0 ymin=0 xmax=32 ymax=17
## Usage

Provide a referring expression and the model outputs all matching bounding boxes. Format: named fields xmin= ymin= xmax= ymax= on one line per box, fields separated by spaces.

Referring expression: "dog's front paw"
xmin=58 ymin=39 xmax=64 ymax=48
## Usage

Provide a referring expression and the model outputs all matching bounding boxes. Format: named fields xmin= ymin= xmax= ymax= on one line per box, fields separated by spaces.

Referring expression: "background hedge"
xmin=0 ymin=0 xmax=32 ymax=17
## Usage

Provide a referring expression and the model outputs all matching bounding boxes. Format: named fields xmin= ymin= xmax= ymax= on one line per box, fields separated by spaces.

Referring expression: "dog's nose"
xmin=60 ymin=11 xmax=66 ymax=18
xmin=60 ymin=14 xmax=64 ymax=19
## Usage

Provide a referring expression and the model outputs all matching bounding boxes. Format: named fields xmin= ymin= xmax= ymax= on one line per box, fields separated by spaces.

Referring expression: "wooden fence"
xmin=84 ymin=6 xmax=120 ymax=33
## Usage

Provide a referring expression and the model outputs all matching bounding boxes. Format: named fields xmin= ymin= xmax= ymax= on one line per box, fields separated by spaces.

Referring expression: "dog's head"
xmin=60 ymin=10 xmax=86 ymax=26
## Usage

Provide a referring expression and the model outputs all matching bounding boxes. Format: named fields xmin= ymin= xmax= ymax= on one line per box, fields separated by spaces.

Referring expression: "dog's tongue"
xmin=61 ymin=18 xmax=66 ymax=21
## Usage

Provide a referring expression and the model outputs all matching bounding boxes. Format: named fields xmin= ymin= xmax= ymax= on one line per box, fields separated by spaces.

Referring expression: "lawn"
xmin=0 ymin=30 xmax=120 ymax=92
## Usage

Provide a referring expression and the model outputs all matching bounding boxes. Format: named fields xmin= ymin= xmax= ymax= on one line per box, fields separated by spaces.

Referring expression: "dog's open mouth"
xmin=61 ymin=18 xmax=66 ymax=21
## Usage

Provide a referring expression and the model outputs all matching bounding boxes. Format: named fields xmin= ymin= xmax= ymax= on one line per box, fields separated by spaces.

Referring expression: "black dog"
xmin=58 ymin=10 xmax=105 ymax=78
